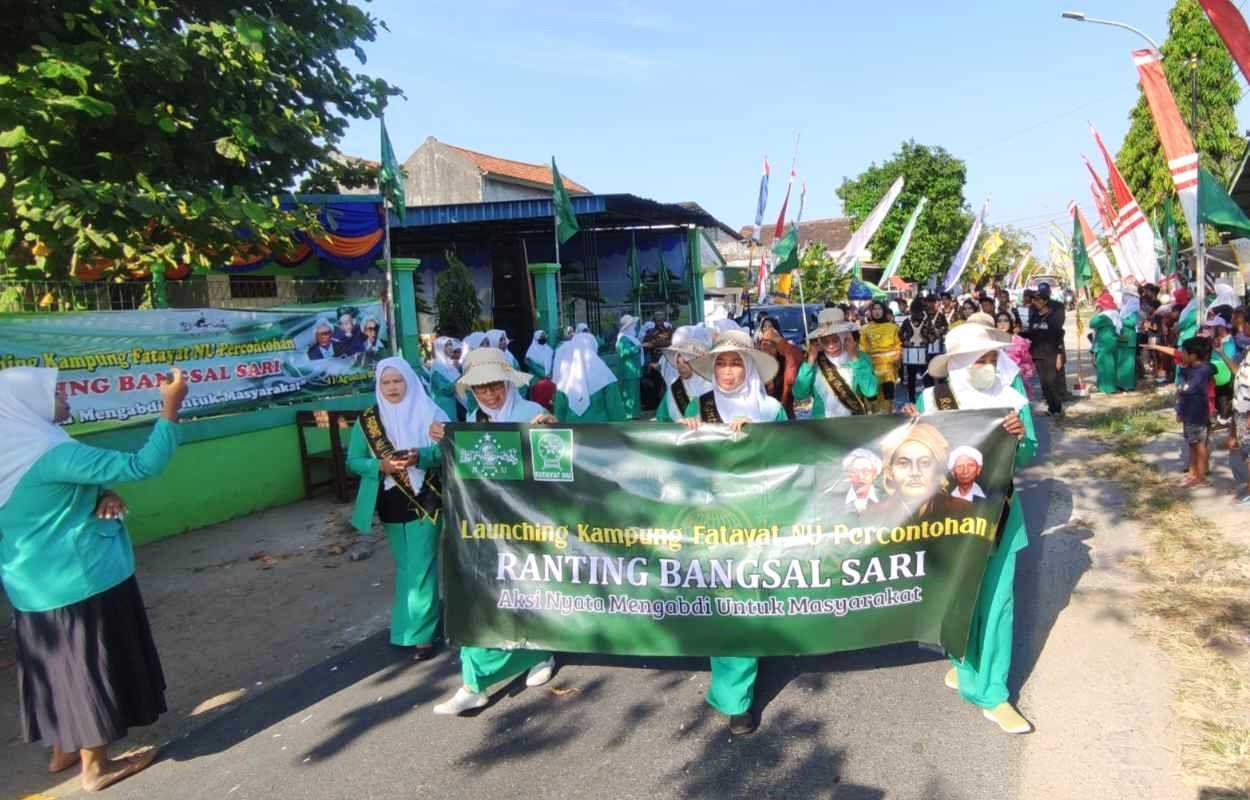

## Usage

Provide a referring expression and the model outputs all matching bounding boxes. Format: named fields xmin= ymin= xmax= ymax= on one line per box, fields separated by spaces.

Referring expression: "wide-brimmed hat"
xmin=927 ymin=322 xmax=1013 ymax=378
xmin=689 ymin=329 xmax=779 ymax=384
xmin=454 ymin=348 xmax=532 ymax=397
xmin=618 ymin=314 xmax=639 ymax=333
xmin=806 ymin=307 xmax=858 ymax=340
xmin=662 ymin=326 xmax=711 ymax=363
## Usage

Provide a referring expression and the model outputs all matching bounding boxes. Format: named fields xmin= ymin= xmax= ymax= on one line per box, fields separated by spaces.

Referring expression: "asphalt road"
xmin=97 ymin=419 xmax=1059 ymax=800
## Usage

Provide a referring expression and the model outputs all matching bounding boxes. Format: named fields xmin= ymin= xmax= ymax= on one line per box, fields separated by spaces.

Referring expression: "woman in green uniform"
xmin=553 ymin=332 xmax=627 ymax=422
xmin=792 ymin=307 xmax=879 ymax=418
xmin=525 ymin=330 xmax=555 ymax=379
xmin=1115 ymin=288 xmax=1140 ymax=392
xmin=654 ymin=325 xmax=712 ymax=422
xmin=430 ymin=336 xmax=463 ymax=420
xmin=675 ymin=329 xmax=788 ymax=736
xmin=907 ymin=323 xmax=1037 ymax=735
xmin=616 ymin=314 xmax=643 ymax=419
xmin=347 ymin=357 xmax=448 ymax=658
xmin=434 ymin=348 xmax=558 ymax=715
xmin=1088 ymin=292 xmax=1121 ymax=394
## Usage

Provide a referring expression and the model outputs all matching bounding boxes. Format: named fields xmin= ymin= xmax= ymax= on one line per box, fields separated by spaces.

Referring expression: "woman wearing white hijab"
xmin=654 ymin=325 xmax=712 ymax=422
xmin=434 ymin=348 xmax=557 ymax=715
xmin=525 ymin=329 xmax=556 ymax=379
xmin=0 ymin=367 xmax=187 ymax=791
xmin=904 ymin=323 xmax=1036 ymax=735
xmin=615 ymin=314 xmax=643 ymax=419
xmin=674 ymin=329 xmax=786 ymax=736
xmin=347 ymin=357 xmax=448 ymax=657
xmin=553 ymin=332 xmax=627 ymax=422
xmin=485 ymin=328 xmax=520 ymax=368
xmin=1115 ymin=287 xmax=1142 ymax=392
xmin=430 ymin=337 xmax=463 ymax=420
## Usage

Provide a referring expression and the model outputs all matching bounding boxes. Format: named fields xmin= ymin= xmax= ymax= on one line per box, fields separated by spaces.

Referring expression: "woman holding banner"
xmin=905 ymin=323 xmax=1037 ymax=734
xmin=0 ymin=367 xmax=187 ymax=792
xmin=792 ymin=308 xmax=879 ymax=418
xmin=553 ymin=333 xmax=628 ymax=423
xmin=347 ymin=357 xmax=448 ymax=659
xmin=434 ymin=348 xmax=558 ymax=715
xmin=676 ymin=329 xmax=787 ymax=735
xmin=654 ymin=326 xmax=712 ymax=423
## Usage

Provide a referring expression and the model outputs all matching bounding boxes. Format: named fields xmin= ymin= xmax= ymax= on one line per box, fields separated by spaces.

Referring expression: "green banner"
xmin=441 ymin=412 xmax=1017 ymax=659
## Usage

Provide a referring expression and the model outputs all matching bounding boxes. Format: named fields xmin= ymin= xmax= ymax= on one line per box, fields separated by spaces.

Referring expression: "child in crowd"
xmin=1177 ymin=337 xmax=1214 ymax=489
xmin=1231 ymin=355 xmax=1250 ymax=504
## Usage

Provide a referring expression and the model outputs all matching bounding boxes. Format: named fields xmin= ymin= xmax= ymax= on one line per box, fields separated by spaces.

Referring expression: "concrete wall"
xmin=481 ymin=178 xmax=549 ymax=202
xmin=402 ymin=138 xmax=483 ymax=206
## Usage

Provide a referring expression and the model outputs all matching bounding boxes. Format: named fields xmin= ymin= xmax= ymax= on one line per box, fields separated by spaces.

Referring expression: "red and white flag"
xmin=1091 ymin=123 xmax=1157 ymax=284
xmin=1134 ymin=48 xmax=1200 ymax=245
xmin=755 ymin=248 xmax=768 ymax=302
xmin=1199 ymin=0 xmax=1250 ymax=85
xmin=1068 ymin=201 xmax=1120 ymax=298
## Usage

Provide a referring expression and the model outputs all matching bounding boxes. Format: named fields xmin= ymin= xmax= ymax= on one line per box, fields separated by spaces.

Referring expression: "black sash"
xmin=816 ymin=354 xmax=868 ymax=415
xmin=670 ymin=379 xmax=691 ymax=416
xmin=932 ymin=382 xmax=959 ymax=410
xmin=698 ymin=391 xmax=723 ymax=423
xmin=361 ymin=406 xmax=441 ymax=521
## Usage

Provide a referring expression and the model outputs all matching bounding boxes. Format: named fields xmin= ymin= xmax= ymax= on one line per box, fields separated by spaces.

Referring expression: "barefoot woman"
xmin=0 ymin=366 xmax=188 ymax=792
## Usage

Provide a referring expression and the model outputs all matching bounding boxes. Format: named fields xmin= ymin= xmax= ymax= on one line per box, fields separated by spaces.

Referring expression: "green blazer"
xmin=616 ymin=337 xmax=642 ymax=380
xmin=792 ymin=354 xmax=879 ymax=418
xmin=345 ymin=420 xmax=441 ymax=533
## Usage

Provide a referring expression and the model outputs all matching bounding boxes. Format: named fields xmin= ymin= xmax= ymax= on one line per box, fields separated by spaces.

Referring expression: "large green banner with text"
xmin=441 ymin=411 xmax=1017 ymax=659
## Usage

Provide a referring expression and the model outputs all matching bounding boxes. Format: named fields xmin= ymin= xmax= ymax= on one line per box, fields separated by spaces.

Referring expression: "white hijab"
xmin=1119 ymin=293 xmax=1141 ymax=321
xmin=485 ymin=329 xmax=519 ymax=368
xmin=1092 ymin=308 xmax=1123 ymax=335
xmin=461 ymin=331 xmax=487 ymax=367
xmin=374 ymin=357 xmax=447 ymax=491
xmin=431 ymin=337 xmax=461 ymax=383
xmin=710 ymin=352 xmax=781 ymax=423
xmin=525 ymin=331 xmax=555 ymax=376
xmin=660 ymin=327 xmax=713 ymax=419
xmin=0 ymin=367 xmax=72 ymax=507
xmin=554 ymin=333 xmax=618 ymax=415
xmin=1215 ymin=280 xmax=1242 ymax=309
xmin=476 ymin=384 xmax=522 ymax=423
xmin=945 ymin=349 xmax=1028 ymax=412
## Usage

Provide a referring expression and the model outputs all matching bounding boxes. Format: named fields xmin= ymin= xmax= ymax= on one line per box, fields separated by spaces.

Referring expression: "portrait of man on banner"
xmin=869 ymin=421 xmax=972 ymax=522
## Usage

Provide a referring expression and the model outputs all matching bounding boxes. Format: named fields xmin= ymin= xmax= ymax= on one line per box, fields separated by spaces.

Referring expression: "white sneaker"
xmin=433 ymin=687 xmax=488 ymax=715
xmin=525 ymin=657 xmax=556 ymax=687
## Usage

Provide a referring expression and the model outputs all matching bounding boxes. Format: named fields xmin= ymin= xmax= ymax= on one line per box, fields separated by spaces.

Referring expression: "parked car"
xmin=736 ymin=304 xmax=823 ymax=346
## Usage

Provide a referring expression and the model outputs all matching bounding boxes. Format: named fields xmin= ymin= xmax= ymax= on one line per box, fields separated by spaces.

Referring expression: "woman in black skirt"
xmin=0 ymin=366 xmax=187 ymax=792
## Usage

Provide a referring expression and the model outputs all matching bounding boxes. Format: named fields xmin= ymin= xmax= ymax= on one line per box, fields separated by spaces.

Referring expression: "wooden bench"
xmin=295 ymin=410 xmax=361 ymax=502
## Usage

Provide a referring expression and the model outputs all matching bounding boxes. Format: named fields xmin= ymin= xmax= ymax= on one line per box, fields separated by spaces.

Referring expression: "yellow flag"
xmin=976 ymin=231 xmax=1004 ymax=266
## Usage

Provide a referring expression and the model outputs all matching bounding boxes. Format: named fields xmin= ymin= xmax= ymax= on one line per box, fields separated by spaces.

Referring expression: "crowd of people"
xmin=14 ymin=275 xmax=1250 ymax=790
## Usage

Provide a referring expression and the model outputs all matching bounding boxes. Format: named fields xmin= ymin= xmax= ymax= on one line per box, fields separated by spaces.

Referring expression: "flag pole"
xmin=383 ymin=195 xmax=399 ymax=358
xmin=1192 ymin=54 xmax=1206 ymax=310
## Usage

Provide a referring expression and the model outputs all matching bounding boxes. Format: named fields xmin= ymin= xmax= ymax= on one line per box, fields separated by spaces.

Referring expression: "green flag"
xmin=771 ymin=223 xmax=800 ymax=274
xmin=1199 ymin=165 xmax=1250 ymax=239
xmin=656 ymin=246 xmax=670 ymax=301
xmin=379 ymin=118 xmax=406 ymax=213
xmin=627 ymin=233 xmax=642 ymax=315
xmin=1162 ymin=199 xmax=1179 ymax=276
xmin=552 ymin=158 xmax=580 ymax=244
xmin=1071 ymin=213 xmax=1092 ymax=293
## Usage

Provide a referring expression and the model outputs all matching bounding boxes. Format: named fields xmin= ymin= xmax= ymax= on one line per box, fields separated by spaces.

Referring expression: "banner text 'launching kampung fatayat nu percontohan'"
xmin=441 ymin=411 xmax=1018 ymax=659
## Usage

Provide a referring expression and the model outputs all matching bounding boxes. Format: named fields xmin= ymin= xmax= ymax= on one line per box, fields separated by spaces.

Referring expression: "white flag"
xmin=838 ymin=176 xmax=905 ymax=273
xmin=941 ymin=198 xmax=989 ymax=292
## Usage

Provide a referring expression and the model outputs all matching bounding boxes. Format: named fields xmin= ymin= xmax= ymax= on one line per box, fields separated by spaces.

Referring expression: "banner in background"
xmin=0 ymin=300 xmax=388 ymax=431
xmin=442 ymin=412 xmax=1018 ymax=659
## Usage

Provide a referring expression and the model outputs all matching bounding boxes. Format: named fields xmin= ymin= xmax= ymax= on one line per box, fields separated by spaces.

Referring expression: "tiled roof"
xmin=444 ymin=143 xmax=591 ymax=193
xmin=738 ymin=218 xmax=852 ymax=249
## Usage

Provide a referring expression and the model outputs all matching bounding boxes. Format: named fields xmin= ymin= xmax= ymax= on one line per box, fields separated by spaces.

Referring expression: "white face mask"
xmin=968 ymin=363 xmax=997 ymax=391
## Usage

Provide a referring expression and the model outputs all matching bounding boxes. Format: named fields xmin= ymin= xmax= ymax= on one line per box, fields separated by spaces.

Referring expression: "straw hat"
xmin=454 ymin=347 xmax=532 ymax=396
xmin=689 ymin=329 xmax=779 ymax=384
xmin=618 ymin=314 xmax=640 ymax=333
xmin=806 ymin=307 xmax=859 ymax=340
xmin=662 ymin=326 xmax=711 ymax=362
xmin=927 ymin=322 xmax=1013 ymax=378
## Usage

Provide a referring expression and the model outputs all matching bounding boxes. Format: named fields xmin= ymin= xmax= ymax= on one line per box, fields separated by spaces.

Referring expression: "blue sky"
xmin=335 ymin=0 xmax=1250 ymax=259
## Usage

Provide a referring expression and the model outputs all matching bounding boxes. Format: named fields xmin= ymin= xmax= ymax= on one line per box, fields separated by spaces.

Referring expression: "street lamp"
xmin=1060 ymin=11 xmax=1161 ymax=50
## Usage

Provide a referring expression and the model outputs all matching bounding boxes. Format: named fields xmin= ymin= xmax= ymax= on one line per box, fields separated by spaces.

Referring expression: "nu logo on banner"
xmin=530 ymin=429 xmax=574 ymax=482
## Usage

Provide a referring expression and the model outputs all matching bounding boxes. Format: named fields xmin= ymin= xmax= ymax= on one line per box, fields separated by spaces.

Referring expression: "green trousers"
xmin=1115 ymin=344 xmax=1137 ymax=391
xmin=707 ymin=657 xmax=757 ymax=715
xmin=1093 ymin=347 xmax=1118 ymax=394
xmin=949 ymin=495 xmax=1026 ymax=709
xmin=619 ymin=378 xmax=640 ymax=420
xmin=460 ymin=647 xmax=552 ymax=694
xmin=383 ymin=520 xmax=440 ymax=647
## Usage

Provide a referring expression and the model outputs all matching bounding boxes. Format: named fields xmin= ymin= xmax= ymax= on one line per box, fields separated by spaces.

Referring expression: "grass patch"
xmin=1084 ymin=435 xmax=1250 ymax=795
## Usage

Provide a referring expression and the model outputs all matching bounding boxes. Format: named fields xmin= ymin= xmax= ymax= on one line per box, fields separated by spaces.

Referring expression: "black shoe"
xmin=413 ymin=642 xmax=442 ymax=661
xmin=728 ymin=711 xmax=758 ymax=736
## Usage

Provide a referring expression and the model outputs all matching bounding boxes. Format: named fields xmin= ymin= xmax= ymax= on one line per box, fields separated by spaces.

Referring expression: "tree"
xmin=797 ymin=242 xmax=851 ymax=305
xmin=435 ymin=250 xmax=481 ymax=338
xmin=1117 ymin=0 xmax=1245 ymax=242
xmin=0 ymin=1 xmax=400 ymax=278
xmin=835 ymin=141 xmax=972 ymax=284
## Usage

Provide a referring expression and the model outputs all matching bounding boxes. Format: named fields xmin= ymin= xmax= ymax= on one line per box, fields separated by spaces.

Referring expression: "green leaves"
xmin=0 ymin=126 xmax=28 ymax=148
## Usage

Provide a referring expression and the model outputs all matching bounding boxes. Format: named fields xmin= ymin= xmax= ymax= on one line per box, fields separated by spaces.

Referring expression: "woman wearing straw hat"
xmin=346 ymin=358 xmax=448 ymax=659
xmin=616 ymin=314 xmax=644 ymax=419
xmin=434 ymin=348 xmax=557 ymax=715
xmin=655 ymin=326 xmax=712 ymax=423
xmin=430 ymin=337 xmax=464 ymax=420
xmin=553 ymin=332 xmax=628 ymax=422
xmin=1088 ymin=292 xmax=1121 ymax=395
xmin=674 ymin=329 xmax=787 ymax=735
xmin=792 ymin=308 xmax=879 ymax=418
xmin=902 ymin=322 xmax=1037 ymax=735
